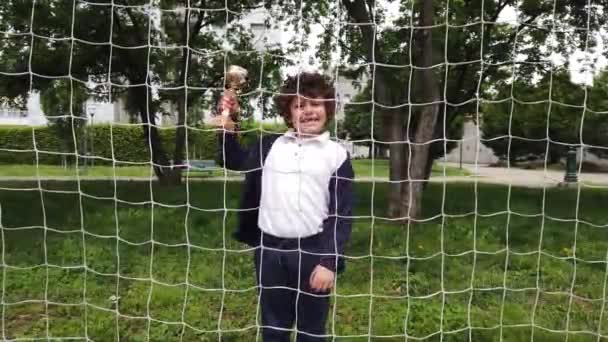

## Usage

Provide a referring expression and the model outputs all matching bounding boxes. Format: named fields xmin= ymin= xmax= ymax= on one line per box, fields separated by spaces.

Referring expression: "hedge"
xmin=0 ymin=122 xmax=287 ymax=165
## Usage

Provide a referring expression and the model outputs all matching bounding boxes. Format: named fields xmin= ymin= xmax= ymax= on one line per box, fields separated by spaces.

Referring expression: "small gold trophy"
xmin=221 ymin=65 xmax=249 ymax=126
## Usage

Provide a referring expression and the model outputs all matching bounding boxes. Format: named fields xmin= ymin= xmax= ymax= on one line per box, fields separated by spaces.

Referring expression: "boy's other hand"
xmin=309 ymin=265 xmax=335 ymax=292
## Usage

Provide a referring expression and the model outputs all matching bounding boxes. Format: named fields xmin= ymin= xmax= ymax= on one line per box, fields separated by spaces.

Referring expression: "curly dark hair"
xmin=275 ymin=72 xmax=336 ymax=127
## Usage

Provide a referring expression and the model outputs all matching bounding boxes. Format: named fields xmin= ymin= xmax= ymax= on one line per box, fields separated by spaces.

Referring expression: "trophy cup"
xmin=220 ymin=65 xmax=249 ymax=127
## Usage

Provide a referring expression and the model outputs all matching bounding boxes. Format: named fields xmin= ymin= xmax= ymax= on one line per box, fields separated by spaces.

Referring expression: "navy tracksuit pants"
xmin=254 ymin=233 xmax=330 ymax=342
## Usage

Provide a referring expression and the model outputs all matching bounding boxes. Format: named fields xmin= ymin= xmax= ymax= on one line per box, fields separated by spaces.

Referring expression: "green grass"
xmin=0 ymin=164 xmax=156 ymax=177
xmin=0 ymin=159 xmax=468 ymax=179
xmin=0 ymin=163 xmax=252 ymax=178
xmin=352 ymin=159 xmax=470 ymax=178
xmin=0 ymin=181 xmax=607 ymax=341
xmin=0 ymin=164 xmax=233 ymax=178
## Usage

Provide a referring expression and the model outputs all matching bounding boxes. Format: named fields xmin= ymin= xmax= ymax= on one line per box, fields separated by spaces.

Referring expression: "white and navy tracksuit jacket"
xmin=218 ymin=130 xmax=355 ymax=272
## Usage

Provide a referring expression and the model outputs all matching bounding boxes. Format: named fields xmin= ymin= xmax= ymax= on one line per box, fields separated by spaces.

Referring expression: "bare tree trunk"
xmin=398 ymin=143 xmax=410 ymax=218
xmin=342 ymin=0 xmax=408 ymax=218
xmin=171 ymin=95 xmax=186 ymax=184
xmin=422 ymin=151 xmax=434 ymax=190
xmin=385 ymin=105 xmax=408 ymax=218
xmin=171 ymin=48 xmax=190 ymax=185
xmin=401 ymin=0 xmax=440 ymax=220
xmin=113 ymin=10 xmax=173 ymax=185
xmin=387 ymin=109 xmax=406 ymax=218
xmin=133 ymin=86 xmax=174 ymax=185
xmin=169 ymin=7 xmax=205 ymax=186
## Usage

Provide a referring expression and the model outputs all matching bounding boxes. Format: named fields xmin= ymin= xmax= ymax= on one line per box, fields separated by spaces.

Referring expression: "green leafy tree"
xmin=483 ymin=69 xmax=608 ymax=164
xmin=0 ymin=0 xmax=283 ymax=184
xmin=268 ymin=0 xmax=607 ymax=218
xmin=338 ymin=87 xmax=384 ymax=158
xmin=39 ymin=80 xmax=89 ymax=164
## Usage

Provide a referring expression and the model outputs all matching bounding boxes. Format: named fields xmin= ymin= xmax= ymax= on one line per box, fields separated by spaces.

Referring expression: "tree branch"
xmin=365 ymin=0 xmax=375 ymax=24
xmin=506 ymin=13 xmax=541 ymax=47
xmin=190 ymin=14 xmax=206 ymax=42
xmin=123 ymin=7 xmax=145 ymax=44
xmin=341 ymin=0 xmax=377 ymax=64
xmin=448 ymin=10 xmax=541 ymax=112
xmin=316 ymin=21 xmax=369 ymax=63
xmin=342 ymin=0 xmax=392 ymax=105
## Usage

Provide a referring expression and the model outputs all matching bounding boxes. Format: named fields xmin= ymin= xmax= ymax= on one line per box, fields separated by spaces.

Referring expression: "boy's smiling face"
xmin=289 ymin=95 xmax=328 ymax=136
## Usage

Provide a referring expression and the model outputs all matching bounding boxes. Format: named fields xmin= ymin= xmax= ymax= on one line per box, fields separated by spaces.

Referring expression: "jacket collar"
xmin=283 ymin=129 xmax=330 ymax=143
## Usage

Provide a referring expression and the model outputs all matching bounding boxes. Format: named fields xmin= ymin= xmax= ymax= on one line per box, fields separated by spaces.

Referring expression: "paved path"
xmin=437 ymin=163 xmax=608 ymax=187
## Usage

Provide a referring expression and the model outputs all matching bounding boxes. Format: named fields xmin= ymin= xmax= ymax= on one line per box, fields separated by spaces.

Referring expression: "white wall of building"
xmin=85 ymin=100 xmax=115 ymax=124
xmin=0 ymin=93 xmax=47 ymax=126
xmin=0 ymin=92 xmax=123 ymax=127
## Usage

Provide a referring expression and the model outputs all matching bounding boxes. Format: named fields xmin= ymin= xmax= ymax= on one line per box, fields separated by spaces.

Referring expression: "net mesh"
xmin=0 ymin=0 xmax=607 ymax=341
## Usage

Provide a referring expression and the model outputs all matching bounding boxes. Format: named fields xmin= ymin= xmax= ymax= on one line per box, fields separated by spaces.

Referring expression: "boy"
xmin=212 ymin=72 xmax=355 ymax=341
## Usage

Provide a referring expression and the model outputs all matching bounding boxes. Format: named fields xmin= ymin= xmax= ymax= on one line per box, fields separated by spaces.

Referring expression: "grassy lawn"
xmin=0 ymin=159 xmax=468 ymax=179
xmin=352 ymin=159 xmax=470 ymax=178
xmin=0 ymin=180 xmax=606 ymax=340
xmin=0 ymin=164 xmax=227 ymax=178
xmin=0 ymin=164 xmax=156 ymax=178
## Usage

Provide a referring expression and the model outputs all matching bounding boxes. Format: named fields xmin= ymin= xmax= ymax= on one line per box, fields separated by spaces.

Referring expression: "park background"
xmin=1 ymin=0 xmax=608 ymax=340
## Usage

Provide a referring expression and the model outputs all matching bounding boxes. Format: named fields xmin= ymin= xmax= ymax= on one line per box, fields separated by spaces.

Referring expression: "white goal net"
xmin=0 ymin=0 xmax=607 ymax=341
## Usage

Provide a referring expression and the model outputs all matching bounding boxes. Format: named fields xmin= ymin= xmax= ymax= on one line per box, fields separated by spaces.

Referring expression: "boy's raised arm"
xmin=211 ymin=93 xmax=250 ymax=171
xmin=216 ymin=130 xmax=249 ymax=171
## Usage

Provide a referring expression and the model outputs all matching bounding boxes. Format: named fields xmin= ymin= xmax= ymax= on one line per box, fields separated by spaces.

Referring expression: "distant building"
xmin=84 ymin=97 xmax=129 ymax=124
xmin=0 ymin=104 xmax=39 ymax=126
xmin=0 ymin=93 xmax=130 ymax=127
xmin=1 ymin=93 xmax=49 ymax=126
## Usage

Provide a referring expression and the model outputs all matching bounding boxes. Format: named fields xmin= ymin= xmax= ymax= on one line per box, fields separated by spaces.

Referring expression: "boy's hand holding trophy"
xmin=212 ymin=65 xmax=249 ymax=131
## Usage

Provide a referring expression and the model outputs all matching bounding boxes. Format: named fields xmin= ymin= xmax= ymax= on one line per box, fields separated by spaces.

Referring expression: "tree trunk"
xmin=387 ymin=109 xmax=406 ymax=218
xmin=422 ymin=151 xmax=434 ymax=190
xmin=167 ymin=6 xmax=204 ymax=186
xmin=133 ymin=86 xmax=176 ymax=186
xmin=172 ymin=78 xmax=187 ymax=185
xmin=171 ymin=95 xmax=186 ymax=183
xmin=401 ymin=0 xmax=440 ymax=220
xmin=169 ymin=7 xmax=193 ymax=186
xmin=341 ymin=0 xmax=403 ymax=217
xmin=398 ymin=143 xmax=411 ymax=219
xmin=423 ymin=113 xmax=450 ymax=190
